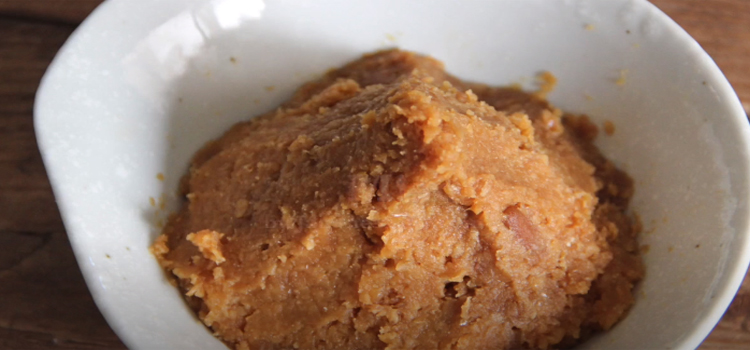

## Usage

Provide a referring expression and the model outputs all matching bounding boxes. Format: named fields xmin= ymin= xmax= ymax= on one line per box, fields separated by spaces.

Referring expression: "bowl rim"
xmin=635 ymin=1 xmax=750 ymax=348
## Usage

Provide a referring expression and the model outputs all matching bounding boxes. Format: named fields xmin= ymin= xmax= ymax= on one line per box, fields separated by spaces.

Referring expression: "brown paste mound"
xmin=152 ymin=50 xmax=643 ymax=350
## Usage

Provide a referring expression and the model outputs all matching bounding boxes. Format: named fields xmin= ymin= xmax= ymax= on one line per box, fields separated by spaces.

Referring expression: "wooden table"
xmin=0 ymin=0 xmax=748 ymax=349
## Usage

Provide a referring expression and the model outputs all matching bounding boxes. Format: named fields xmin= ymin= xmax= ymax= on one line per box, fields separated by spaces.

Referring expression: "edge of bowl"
xmin=634 ymin=0 xmax=750 ymax=348
xmin=32 ymin=1 xmax=142 ymax=349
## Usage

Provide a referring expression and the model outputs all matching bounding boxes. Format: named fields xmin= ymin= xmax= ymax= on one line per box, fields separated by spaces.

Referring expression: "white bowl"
xmin=35 ymin=0 xmax=750 ymax=349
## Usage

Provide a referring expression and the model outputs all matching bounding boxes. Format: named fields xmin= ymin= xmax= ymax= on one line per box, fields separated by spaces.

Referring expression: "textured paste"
xmin=153 ymin=50 xmax=643 ymax=350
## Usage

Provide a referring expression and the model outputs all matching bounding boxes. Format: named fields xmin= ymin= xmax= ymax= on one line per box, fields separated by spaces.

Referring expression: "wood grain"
xmin=0 ymin=0 xmax=102 ymax=25
xmin=0 ymin=0 xmax=747 ymax=349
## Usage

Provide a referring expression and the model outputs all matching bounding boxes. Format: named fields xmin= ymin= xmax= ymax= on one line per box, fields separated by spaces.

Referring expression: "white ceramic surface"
xmin=34 ymin=0 xmax=750 ymax=349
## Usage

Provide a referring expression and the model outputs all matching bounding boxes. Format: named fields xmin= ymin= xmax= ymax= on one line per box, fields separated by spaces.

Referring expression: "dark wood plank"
xmin=0 ymin=0 xmax=102 ymax=25
xmin=0 ymin=231 xmax=125 ymax=350
xmin=699 ymin=271 xmax=750 ymax=349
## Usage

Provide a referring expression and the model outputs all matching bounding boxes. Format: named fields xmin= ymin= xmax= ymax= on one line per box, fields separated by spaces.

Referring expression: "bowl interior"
xmin=35 ymin=0 xmax=750 ymax=349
